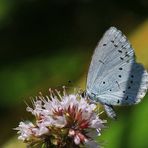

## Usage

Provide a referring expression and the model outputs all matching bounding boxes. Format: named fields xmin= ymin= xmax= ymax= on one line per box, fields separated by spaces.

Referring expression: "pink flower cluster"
xmin=15 ymin=88 xmax=106 ymax=147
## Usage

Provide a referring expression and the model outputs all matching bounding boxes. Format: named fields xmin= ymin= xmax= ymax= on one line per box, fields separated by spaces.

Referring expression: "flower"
xmin=15 ymin=87 xmax=106 ymax=147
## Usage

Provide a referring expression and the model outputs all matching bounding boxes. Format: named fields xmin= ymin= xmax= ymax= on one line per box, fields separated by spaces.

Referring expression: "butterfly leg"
xmin=104 ymin=104 xmax=117 ymax=119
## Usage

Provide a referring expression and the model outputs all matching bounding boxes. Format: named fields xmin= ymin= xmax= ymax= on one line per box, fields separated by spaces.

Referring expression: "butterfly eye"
xmin=81 ymin=91 xmax=86 ymax=97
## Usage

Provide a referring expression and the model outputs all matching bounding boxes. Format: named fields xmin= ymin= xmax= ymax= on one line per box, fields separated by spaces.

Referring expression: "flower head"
xmin=15 ymin=87 xmax=106 ymax=147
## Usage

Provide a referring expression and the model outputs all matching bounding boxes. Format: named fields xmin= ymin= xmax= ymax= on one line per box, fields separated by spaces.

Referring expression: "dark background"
xmin=0 ymin=0 xmax=148 ymax=147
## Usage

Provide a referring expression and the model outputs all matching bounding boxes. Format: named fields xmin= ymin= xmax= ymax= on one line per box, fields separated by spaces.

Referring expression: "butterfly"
xmin=86 ymin=27 xmax=148 ymax=119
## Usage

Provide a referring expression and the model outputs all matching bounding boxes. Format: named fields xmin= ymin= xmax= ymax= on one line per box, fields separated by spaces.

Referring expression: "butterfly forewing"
xmin=86 ymin=27 xmax=148 ymax=106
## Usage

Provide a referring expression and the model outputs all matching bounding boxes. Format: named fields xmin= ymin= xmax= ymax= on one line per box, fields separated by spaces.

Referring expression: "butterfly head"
xmin=85 ymin=89 xmax=99 ymax=102
xmin=81 ymin=89 xmax=93 ymax=100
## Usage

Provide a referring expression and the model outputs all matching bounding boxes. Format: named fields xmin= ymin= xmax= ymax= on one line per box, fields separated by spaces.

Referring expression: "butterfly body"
xmin=86 ymin=27 xmax=148 ymax=119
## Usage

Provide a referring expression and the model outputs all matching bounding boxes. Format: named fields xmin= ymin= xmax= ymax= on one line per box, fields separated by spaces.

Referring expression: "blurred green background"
xmin=0 ymin=0 xmax=148 ymax=148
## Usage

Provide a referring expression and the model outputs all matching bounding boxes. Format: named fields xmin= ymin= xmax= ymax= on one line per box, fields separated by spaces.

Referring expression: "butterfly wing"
xmin=86 ymin=27 xmax=148 ymax=106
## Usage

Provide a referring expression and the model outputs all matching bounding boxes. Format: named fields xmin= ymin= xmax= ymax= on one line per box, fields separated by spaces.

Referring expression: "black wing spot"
xmin=120 ymin=57 xmax=124 ymax=60
xmin=114 ymin=44 xmax=118 ymax=47
xmin=103 ymin=44 xmax=107 ymax=46
xmin=130 ymin=80 xmax=133 ymax=84
xmin=111 ymin=40 xmax=114 ymax=43
xmin=118 ymin=75 xmax=122 ymax=78
xmin=110 ymin=89 xmax=112 ymax=91
xmin=125 ymin=96 xmax=128 ymax=100
xmin=103 ymin=81 xmax=105 ymax=84
xmin=125 ymin=53 xmax=130 ymax=57
xmin=128 ymin=86 xmax=131 ymax=89
xmin=118 ymin=50 xmax=122 ymax=53
xmin=119 ymin=67 xmax=123 ymax=70
xmin=123 ymin=91 xmax=125 ymax=93
xmin=131 ymin=75 xmax=134 ymax=78
xmin=117 ymin=100 xmax=120 ymax=103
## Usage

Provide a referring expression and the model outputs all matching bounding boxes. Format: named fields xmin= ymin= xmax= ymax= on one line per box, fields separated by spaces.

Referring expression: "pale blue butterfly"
xmin=86 ymin=27 xmax=148 ymax=119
